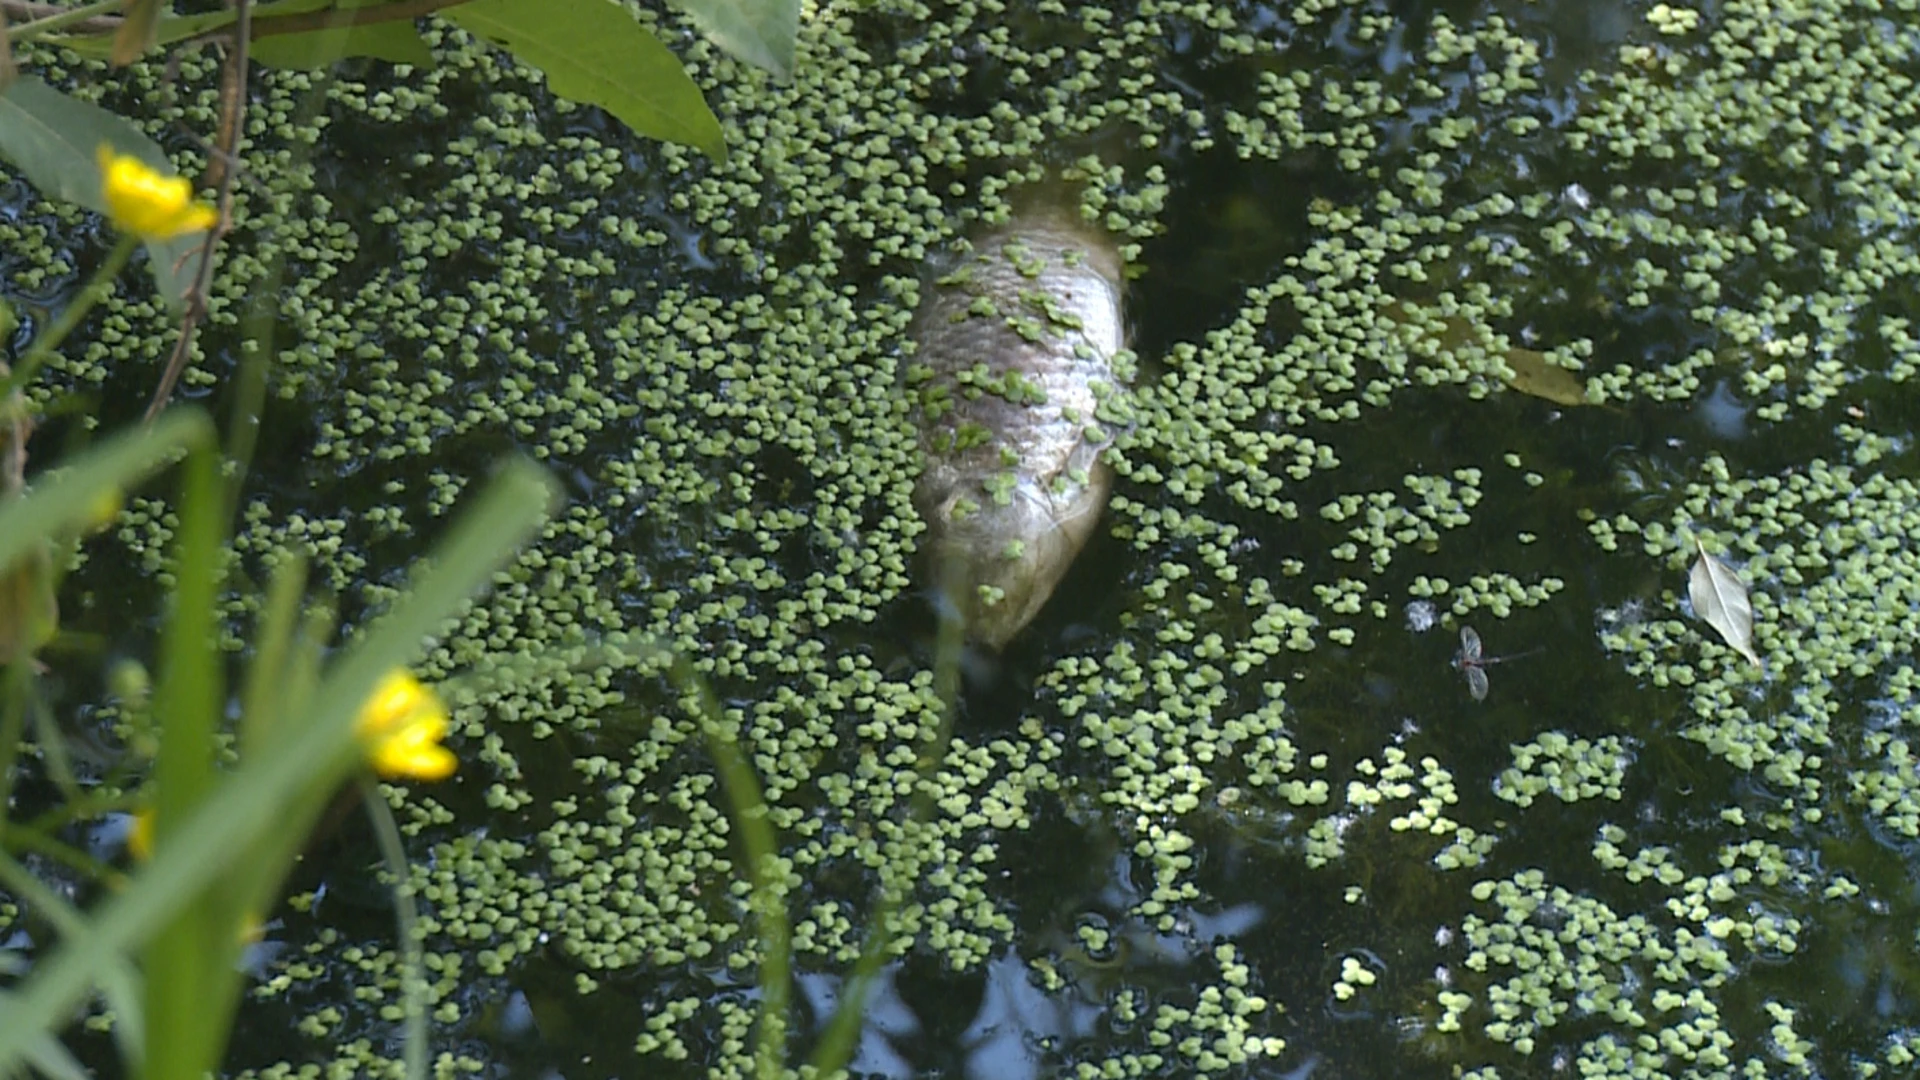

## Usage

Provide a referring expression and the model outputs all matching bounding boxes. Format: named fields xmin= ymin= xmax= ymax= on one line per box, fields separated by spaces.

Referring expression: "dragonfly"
xmin=1452 ymin=625 xmax=1540 ymax=701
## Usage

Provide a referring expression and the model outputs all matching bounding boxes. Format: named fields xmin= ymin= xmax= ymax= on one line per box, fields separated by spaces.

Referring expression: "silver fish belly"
xmin=907 ymin=209 xmax=1127 ymax=649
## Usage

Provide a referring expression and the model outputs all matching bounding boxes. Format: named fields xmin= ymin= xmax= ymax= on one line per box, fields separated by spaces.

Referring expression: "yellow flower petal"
xmin=354 ymin=669 xmax=457 ymax=781
xmin=95 ymin=145 xmax=217 ymax=241
xmin=127 ymin=807 xmax=153 ymax=861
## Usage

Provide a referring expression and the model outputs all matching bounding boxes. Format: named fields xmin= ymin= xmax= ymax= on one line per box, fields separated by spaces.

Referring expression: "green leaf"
xmin=0 ymin=540 xmax=59 ymax=661
xmin=249 ymin=0 xmax=437 ymax=70
xmin=0 ymin=77 xmax=204 ymax=315
xmin=0 ymin=855 xmax=145 ymax=1065
xmin=49 ymin=0 xmax=344 ymax=58
xmin=0 ymin=409 xmax=213 ymax=576
xmin=143 ymin=443 xmax=230 ymax=1080
xmin=110 ymin=0 xmax=166 ymax=66
xmin=21 ymin=1032 xmax=89 ymax=1080
xmin=667 ymin=0 xmax=798 ymax=80
xmin=443 ymin=0 xmax=724 ymax=160
xmin=251 ymin=20 xmax=434 ymax=70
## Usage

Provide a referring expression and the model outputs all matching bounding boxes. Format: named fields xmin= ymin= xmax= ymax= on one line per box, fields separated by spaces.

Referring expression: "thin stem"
xmin=1 ymin=233 xmax=137 ymax=402
xmin=25 ymin=787 xmax=136 ymax=835
xmin=2 ymin=822 xmax=122 ymax=885
xmin=146 ymin=0 xmax=252 ymax=423
xmin=806 ymin=604 xmax=964 ymax=1075
xmin=3 ymin=0 xmax=119 ymax=43
xmin=0 ymin=641 xmax=35 ymax=851
xmin=362 ymin=780 xmax=429 ymax=1080
xmin=668 ymin=650 xmax=792 ymax=1080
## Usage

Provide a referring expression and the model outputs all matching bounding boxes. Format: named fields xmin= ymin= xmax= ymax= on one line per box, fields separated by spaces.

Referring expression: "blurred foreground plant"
xmin=0 ymin=5 xmax=846 ymax=1078
xmin=0 ymin=414 xmax=559 ymax=1079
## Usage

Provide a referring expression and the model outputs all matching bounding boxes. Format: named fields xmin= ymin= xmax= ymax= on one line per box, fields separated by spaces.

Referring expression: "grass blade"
xmin=142 ymin=443 xmax=229 ymax=1080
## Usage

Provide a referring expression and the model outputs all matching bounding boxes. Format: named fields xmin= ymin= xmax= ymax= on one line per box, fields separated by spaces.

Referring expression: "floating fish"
xmin=907 ymin=202 xmax=1127 ymax=649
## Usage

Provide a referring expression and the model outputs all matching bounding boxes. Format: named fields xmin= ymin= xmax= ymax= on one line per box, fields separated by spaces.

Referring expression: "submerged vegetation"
xmin=5 ymin=0 xmax=1920 ymax=1076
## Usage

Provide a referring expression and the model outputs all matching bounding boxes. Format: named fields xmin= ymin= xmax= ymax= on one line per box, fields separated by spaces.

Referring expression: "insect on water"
xmin=1452 ymin=625 xmax=1541 ymax=701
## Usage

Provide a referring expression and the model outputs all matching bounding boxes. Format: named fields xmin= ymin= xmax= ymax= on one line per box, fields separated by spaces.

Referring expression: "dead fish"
xmin=907 ymin=203 xmax=1127 ymax=649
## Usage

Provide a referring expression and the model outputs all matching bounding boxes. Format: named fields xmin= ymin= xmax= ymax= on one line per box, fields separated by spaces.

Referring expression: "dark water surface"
xmin=12 ymin=0 xmax=1920 ymax=1077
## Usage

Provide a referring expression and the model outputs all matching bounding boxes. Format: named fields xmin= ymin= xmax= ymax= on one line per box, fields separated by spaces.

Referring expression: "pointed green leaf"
xmin=50 ymin=8 xmax=238 ymax=59
xmin=443 ymin=0 xmax=724 ymax=160
xmin=249 ymin=0 xmax=436 ymax=70
xmin=48 ymin=0 xmax=365 ymax=58
xmin=21 ymin=1032 xmax=89 ymax=1080
xmin=667 ymin=0 xmax=798 ymax=80
xmin=0 ymin=77 xmax=205 ymax=314
xmin=1688 ymin=539 xmax=1762 ymax=667
xmin=0 ymin=409 xmax=213 ymax=576
xmin=251 ymin=20 xmax=434 ymax=70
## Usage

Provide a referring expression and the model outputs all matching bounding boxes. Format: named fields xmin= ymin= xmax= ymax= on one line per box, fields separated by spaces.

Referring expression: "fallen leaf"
xmin=1501 ymin=347 xmax=1590 ymax=407
xmin=1378 ymin=301 xmax=1591 ymax=406
xmin=1688 ymin=539 xmax=1761 ymax=667
xmin=111 ymin=0 xmax=163 ymax=67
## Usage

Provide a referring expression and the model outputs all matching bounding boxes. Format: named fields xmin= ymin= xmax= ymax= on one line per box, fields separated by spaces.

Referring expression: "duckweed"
xmin=7 ymin=0 xmax=1920 ymax=1075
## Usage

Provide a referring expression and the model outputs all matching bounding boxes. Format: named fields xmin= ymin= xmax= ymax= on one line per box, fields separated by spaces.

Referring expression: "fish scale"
xmin=908 ymin=206 xmax=1127 ymax=649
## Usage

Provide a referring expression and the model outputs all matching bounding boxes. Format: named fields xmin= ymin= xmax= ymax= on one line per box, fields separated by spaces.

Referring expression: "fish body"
xmin=907 ymin=207 xmax=1127 ymax=649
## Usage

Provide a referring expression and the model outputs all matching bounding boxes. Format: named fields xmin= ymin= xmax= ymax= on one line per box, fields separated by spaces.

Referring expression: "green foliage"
xmin=668 ymin=0 xmax=800 ymax=80
xmin=0 ymin=413 xmax=208 ymax=575
xmin=249 ymin=0 xmax=437 ymax=71
xmin=0 ymin=0 xmax=810 ymax=1077
xmin=142 ymin=443 xmax=230 ymax=1080
xmin=443 ymin=0 xmax=726 ymax=160
xmin=0 ymin=77 xmax=202 ymax=314
xmin=41 ymin=0 xmax=746 ymax=154
xmin=0 ymin=455 xmax=559 ymax=1076
xmin=51 ymin=0 xmax=427 ymax=62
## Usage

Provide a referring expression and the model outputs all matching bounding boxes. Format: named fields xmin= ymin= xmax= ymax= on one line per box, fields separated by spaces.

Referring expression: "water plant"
xmin=5 ymin=0 xmax=1920 ymax=1077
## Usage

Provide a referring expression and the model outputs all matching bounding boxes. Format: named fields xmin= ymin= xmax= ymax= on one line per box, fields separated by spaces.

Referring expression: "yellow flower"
xmin=86 ymin=487 xmax=124 ymax=533
xmin=95 ymin=145 xmax=217 ymax=240
xmin=127 ymin=807 xmax=153 ymax=861
xmin=354 ymin=669 xmax=457 ymax=781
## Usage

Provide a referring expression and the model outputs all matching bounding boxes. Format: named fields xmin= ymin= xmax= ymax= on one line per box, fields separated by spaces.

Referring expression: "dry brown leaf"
xmin=111 ymin=0 xmax=162 ymax=67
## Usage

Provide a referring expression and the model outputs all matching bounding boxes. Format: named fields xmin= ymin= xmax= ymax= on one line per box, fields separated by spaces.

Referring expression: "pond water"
xmin=12 ymin=0 xmax=1920 ymax=1077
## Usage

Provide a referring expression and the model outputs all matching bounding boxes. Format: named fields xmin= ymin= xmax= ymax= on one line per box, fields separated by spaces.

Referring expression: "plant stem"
xmin=4 ymin=0 xmax=121 ymax=44
xmin=0 ymin=646 xmax=33 ymax=851
xmin=0 ymin=233 xmax=137 ymax=402
xmin=669 ymin=650 xmax=792 ymax=1080
xmin=806 ymin=604 xmax=964 ymax=1075
xmin=364 ymin=781 xmax=429 ymax=1080
xmin=1 ymin=822 xmax=121 ymax=884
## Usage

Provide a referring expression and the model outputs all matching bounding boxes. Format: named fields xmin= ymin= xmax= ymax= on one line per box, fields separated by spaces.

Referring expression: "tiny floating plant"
xmin=1452 ymin=625 xmax=1540 ymax=701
